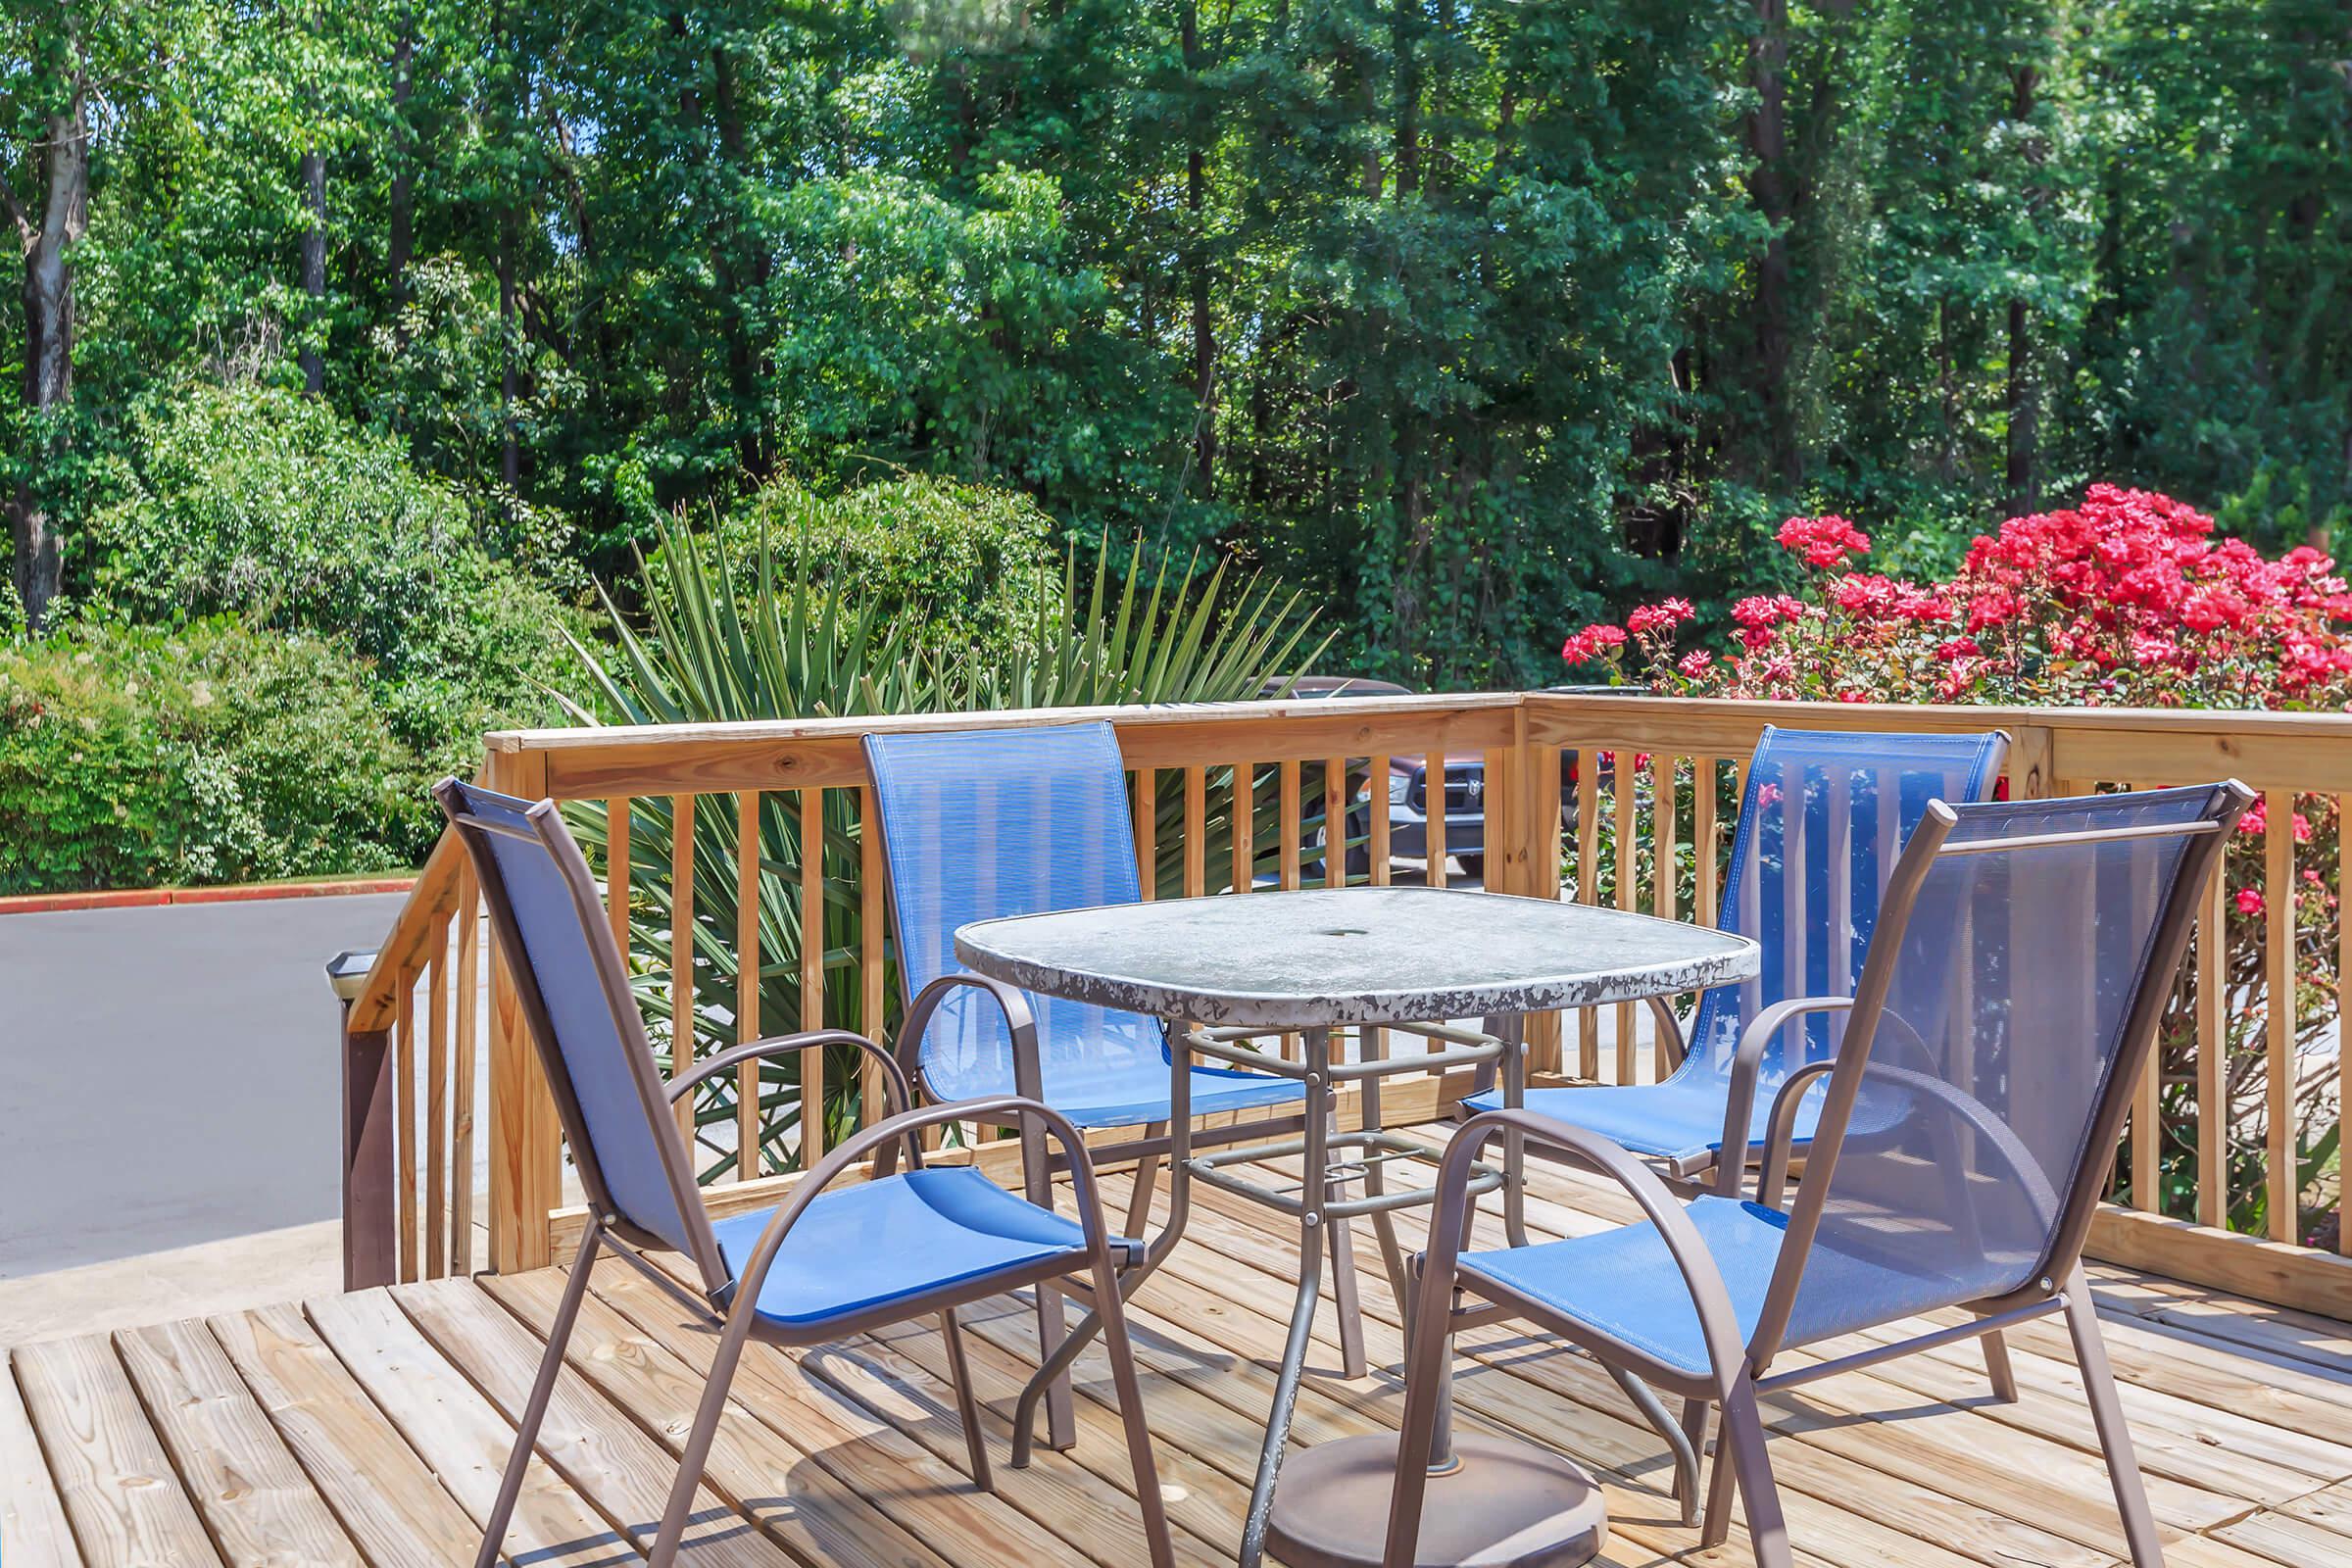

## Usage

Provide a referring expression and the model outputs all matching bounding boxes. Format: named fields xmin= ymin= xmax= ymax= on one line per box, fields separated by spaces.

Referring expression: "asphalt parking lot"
xmin=0 ymin=893 xmax=408 ymax=1277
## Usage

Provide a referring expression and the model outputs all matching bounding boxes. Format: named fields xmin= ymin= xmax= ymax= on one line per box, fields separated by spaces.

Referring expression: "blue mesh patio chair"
xmin=864 ymin=721 xmax=1341 ymax=1449
xmin=1393 ymin=781 xmax=2248 ymax=1568
xmin=1464 ymin=727 xmax=2011 ymax=1511
xmin=434 ymin=779 xmax=1175 ymax=1568
xmin=1468 ymin=726 xmax=2008 ymax=1190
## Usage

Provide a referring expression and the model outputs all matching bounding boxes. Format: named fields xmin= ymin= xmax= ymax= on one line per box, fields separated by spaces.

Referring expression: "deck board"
xmin=9 ymin=1125 xmax=2352 ymax=1568
xmin=114 ymin=1317 xmax=365 ymax=1568
xmin=207 ymin=1302 xmax=489 ymax=1568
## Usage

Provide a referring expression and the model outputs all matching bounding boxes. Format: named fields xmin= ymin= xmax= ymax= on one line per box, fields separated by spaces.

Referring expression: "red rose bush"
xmin=1559 ymin=486 xmax=2345 ymax=1243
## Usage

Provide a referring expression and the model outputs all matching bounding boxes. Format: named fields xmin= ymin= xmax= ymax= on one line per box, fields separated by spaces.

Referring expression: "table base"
xmin=1266 ymin=1432 xmax=1607 ymax=1568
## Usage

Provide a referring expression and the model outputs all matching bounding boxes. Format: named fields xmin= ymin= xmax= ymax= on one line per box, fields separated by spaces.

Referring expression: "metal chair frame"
xmin=1393 ymin=780 xmax=2250 ymax=1568
xmin=1471 ymin=728 xmax=2013 ymax=1520
xmin=862 ymin=725 xmax=1388 ymax=1458
xmin=435 ymin=779 xmax=1174 ymax=1568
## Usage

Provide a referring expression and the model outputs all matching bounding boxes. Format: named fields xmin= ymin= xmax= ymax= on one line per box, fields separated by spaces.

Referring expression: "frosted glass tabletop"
xmin=955 ymin=886 xmax=1758 ymax=1029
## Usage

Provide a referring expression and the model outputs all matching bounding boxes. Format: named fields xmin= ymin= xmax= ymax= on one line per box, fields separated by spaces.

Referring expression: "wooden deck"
xmin=8 ymin=1130 xmax=2352 ymax=1568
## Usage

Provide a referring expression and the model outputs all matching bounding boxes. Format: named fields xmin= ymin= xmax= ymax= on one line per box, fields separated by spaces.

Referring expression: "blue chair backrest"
xmin=1685 ymin=727 xmax=2006 ymax=1091
xmin=863 ymin=723 xmax=1161 ymax=1104
xmin=1773 ymin=784 xmax=2237 ymax=1348
xmin=435 ymin=779 xmax=713 ymax=1274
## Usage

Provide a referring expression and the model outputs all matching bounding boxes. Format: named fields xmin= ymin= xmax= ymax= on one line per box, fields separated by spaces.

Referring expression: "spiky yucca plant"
xmin=558 ymin=514 xmax=1329 ymax=1177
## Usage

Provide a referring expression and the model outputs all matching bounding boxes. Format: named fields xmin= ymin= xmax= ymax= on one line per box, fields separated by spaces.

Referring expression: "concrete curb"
xmin=0 ymin=875 xmax=418 ymax=916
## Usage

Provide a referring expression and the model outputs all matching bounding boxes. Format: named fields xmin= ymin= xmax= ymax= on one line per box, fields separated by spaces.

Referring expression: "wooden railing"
xmin=340 ymin=692 xmax=2352 ymax=1318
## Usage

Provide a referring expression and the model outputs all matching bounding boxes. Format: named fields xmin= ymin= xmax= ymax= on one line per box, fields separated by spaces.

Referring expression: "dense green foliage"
xmin=6 ymin=0 xmax=2346 ymax=688
xmin=0 ymin=384 xmax=586 ymax=892
xmin=85 ymin=383 xmax=582 ymax=775
xmin=687 ymin=472 xmax=1062 ymax=665
xmin=0 ymin=618 xmax=416 ymax=891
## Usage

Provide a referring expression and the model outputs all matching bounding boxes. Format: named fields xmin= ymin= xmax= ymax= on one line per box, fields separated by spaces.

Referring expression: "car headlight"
xmin=1388 ymin=771 xmax=1412 ymax=805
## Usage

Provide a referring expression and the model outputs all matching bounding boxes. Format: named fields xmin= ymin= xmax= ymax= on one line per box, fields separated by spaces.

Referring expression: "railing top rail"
xmin=349 ymin=829 xmax=466 ymax=1030
xmin=1522 ymin=689 xmax=2352 ymax=738
xmin=484 ymin=690 xmax=1528 ymax=752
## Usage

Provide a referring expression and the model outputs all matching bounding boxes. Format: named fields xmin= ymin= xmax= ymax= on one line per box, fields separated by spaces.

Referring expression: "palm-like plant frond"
xmin=558 ymin=512 xmax=1330 ymax=1178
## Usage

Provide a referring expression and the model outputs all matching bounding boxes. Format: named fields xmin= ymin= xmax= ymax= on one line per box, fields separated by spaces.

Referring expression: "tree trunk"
xmin=1745 ymin=0 xmax=1795 ymax=482
xmin=300 ymin=148 xmax=326 ymax=394
xmin=2004 ymin=296 xmax=2035 ymax=514
xmin=2004 ymin=63 xmax=2040 ymax=514
xmin=7 ymin=82 xmax=90 ymax=632
xmin=387 ymin=12 xmax=416 ymax=308
xmin=498 ymin=209 xmax=519 ymax=488
xmin=710 ymin=41 xmax=770 ymax=481
xmin=1182 ymin=0 xmax=1215 ymax=500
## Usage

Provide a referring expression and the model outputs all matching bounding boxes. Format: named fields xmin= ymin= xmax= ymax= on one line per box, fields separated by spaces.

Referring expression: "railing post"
xmin=2006 ymin=725 xmax=2056 ymax=801
xmin=328 ymin=953 xmax=397 ymax=1291
xmin=486 ymin=745 xmax=563 ymax=1273
xmin=1510 ymin=702 xmax=1568 ymax=1076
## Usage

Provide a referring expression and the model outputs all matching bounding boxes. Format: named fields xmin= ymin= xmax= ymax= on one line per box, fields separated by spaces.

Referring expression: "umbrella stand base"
xmin=1266 ymin=1431 xmax=1607 ymax=1568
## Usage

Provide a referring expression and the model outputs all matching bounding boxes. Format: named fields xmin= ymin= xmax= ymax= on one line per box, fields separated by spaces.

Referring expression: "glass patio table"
xmin=956 ymin=885 xmax=1760 ymax=1568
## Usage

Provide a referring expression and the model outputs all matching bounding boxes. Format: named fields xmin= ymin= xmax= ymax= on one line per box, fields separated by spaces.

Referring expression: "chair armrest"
xmin=1754 ymin=1060 xmax=1837 ymax=1208
xmin=719 ymin=1094 xmax=1124 ymax=1307
xmin=666 ymin=1029 xmax=913 ymax=1117
xmin=1714 ymin=996 xmax=1854 ymax=1196
xmin=897 ymin=972 xmax=1045 ymax=1100
xmin=1434 ymin=1108 xmax=1754 ymax=1388
xmin=1647 ymin=996 xmax=1690 ymax=1075
xmin=1752 ymin=1004 xmax=1935 ymax=1203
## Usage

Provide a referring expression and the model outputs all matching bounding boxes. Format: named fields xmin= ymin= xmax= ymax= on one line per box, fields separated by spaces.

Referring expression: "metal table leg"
xmin=1240 ymin=1026 xmax=1333 ymax=1568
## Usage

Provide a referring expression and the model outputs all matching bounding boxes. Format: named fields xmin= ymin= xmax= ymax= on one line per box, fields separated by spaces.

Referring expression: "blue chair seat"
xmin=1461 ymin=1073 xmax=1914 ymax=1170
xmin=711 ymin=1167 xmax=1136 ymax=1327
xmin=1454 ymin=1196 xmax=1988 ymax=1379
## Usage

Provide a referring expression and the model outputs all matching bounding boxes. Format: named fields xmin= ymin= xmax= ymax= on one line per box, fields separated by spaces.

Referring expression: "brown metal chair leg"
xmin=473 ymin=1222 xmax=601 ymax=1568
xmin=1697 ymin=1400 xmax=1739 ymax=1551
xmin=1125 ymin=1121 xmax=1167 ymax=1240
xmin=940 ymin=1307 xmax=995 ymax=1491
xmin=1719 ymin=1372 xmax=1791 ymax=1568
xmin=648 ymin=1287 xmax=762 ymax=1568
xmin=1325 ymin=1111 xmax=1369 ymax=1380
xmin=1022 ymin=1120 xmax=1078 ymax=1451
xmin=1092 ymin=1250 xmax=1178 ymax=1568
xmin=1327 ymin=1208 xmax=1369 ymax=1380
xmin=1981 ymin=1327 xmax=2020 ymax=1402
xmin=2062 ymin=1268 xmax=2164 ymax=1568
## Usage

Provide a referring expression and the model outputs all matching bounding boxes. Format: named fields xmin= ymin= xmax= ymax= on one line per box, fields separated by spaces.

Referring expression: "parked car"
xmin=1272 ymin=677 xmax=1631 ymax=881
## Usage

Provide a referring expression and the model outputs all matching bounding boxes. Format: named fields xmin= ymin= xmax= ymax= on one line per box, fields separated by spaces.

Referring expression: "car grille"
xmin=1408 ymin=766 xmax=1484 ymax=814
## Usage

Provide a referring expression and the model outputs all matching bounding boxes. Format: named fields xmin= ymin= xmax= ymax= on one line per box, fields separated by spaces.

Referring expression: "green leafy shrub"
xmin=0 ymin=618 xmax=417 ymax=893
xmin=83 ymin=381 xmax=581 ymax=778
xmin=686 ymin=472 xmax=1063 ymax=665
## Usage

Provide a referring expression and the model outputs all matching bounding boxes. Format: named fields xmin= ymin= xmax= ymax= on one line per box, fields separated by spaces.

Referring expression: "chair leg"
xmin=1327 ymin=1208 xmax=1369 ymax=1380
xmin=1092 ymin=1255 xmax=1178 ymax=1568
xmin=940 ymin=1308 xmax=994 ymax=1491
xmin=474 ymin=1224 xmax=601 ymax=1568
xmin=1698 ymin=1398 xmax=1739 ymax=1551
xmin=1643 ymin=1382 xmax=1705 ymax=1528
xmin=1325 ymin=1111 xmax=1368 ymax=1380
xmin=2063 ymin=1269 xmax=2165 ymax=1568
xmin=1718 ymin=1372 xmax=1791 ymax=1568
xmin=1021 ymin=1120 xmax=1078 ymax=1452
xmin=648 ymin=1296 xmax=760 ymax=1568
xmin=1981 ymin=1326 xmax=2020 ymax=1402
xmin=1125 ymin=1121 xmax=1166 ymax=1240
